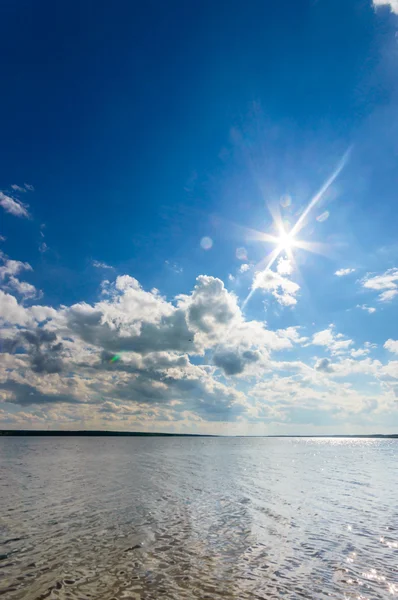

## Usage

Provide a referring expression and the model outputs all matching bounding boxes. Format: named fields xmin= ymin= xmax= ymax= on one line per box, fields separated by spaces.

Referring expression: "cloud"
xmin=0 ymin=256 xmax=38 ymax=299
xmin=335 ymin=268 xmax=355 ymax=277
xmin=311 ymin=327 xmax=353 ymax=355
xmin=239 ymin=263 xmax=250 ymax=273
xmin=11 ymin=184 xmax=26 ymax=192
xmin=24 ymin=183 xmax=34 ymax=191
xmin=361 ymin=268 xmax=398 ymax=302
xmin=314 ymin=357 xmax=334 ymax=373
xmin=0 ymin=257 xmax=32 ymax=281
xmin=0 ymin=380 xmax=80 ymax=406
xmin=39 ymin=242 xmax=48 ymax=254
xmin=165 ymin=260 xmax=183 ymax=274
xmin=1 ymin=328 xmax=65 ymax=374
xmin=357 ymin=304 xmax=376 ymax=314
xmin=213 ymin=347 xmax=260 ymax=375
xmin=384 ymin=339 xmax=398 ymax=354
xmin=0 ymin=235 xmax=6 ymax=242
xmin=252 ymin=258 xmax=299 ymax=306
xmin=7 ymin=277 xmax=38 ymax=299
xmin=0 ymin=192 xmax=30 ymax=218
xmin=379 ymin=290 xmax=398 ymax=302
xmin=373 ymin=0 xmax=398 ymax=14
xmin=178 ymin=275 xmax=240 ymax=340
xmin=0 ymin=290 xmax=31 ymax=325
xmin=92 ymin=260 xmax=114 ymax=269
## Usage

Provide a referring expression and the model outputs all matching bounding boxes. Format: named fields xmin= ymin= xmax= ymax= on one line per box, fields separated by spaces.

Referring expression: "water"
xmin=0 ymin=437 xmax=397 ymax=599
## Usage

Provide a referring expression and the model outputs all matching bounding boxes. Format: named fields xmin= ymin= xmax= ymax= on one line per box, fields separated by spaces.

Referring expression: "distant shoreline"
xmin=0 ymin=430 xmax=397 ymax=438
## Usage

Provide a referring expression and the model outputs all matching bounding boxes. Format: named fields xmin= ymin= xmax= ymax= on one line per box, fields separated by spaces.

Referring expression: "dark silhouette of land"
xmin=0 ymin=430 xmax=397 ymax=438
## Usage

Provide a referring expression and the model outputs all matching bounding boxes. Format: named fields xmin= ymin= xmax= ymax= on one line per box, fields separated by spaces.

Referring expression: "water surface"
xmin=1 ymin=436 xmax=397 ymax=599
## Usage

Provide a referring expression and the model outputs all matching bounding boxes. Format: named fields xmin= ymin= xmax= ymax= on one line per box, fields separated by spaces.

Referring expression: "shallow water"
xmin=0 ymin=436 xmax=397 ymax=599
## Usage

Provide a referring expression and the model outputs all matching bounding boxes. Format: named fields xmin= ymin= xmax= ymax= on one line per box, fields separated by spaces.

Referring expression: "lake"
xmin=0 ymin=436 xmax=397 ymax=599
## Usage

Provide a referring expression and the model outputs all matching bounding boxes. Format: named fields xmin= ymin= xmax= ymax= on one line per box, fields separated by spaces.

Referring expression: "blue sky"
xmin=1 ymin=0 xmax=398 ymax=434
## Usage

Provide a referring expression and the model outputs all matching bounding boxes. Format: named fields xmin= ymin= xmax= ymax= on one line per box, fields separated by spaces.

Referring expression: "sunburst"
xmin=242 ymin=148 xmax=351 ymax=309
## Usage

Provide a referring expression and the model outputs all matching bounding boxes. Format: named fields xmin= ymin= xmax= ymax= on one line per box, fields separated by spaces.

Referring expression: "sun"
xmin=277 ymin=230 xmax=295 ymax=252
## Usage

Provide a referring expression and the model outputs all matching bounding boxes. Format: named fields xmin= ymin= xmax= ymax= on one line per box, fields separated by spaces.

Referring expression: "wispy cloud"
xmin=92 ymin=260 xmax=114 ymax=270
xmin=11 ymin=184 xmax=26 ymax=193
xmin=361 ymin=268 xmax=398 ymax=302
xmin=373 ymin=0 xmax=398 ymax=14
xmin=335 ymin=268 xmax=355 ymax=277
xmin=0 ymin=192 xmax=30 ymax=218
xmin=165 ymin=260 xmax=183 ymax=274
xmin=357 ymin=304 xmax=376 ymax=314
xmin=252 ymin=258 xmax=299 ymax=307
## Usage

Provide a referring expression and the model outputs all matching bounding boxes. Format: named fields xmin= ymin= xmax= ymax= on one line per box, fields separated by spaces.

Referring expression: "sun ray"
xmin=241 ymin=147 xmax=351 ymax=310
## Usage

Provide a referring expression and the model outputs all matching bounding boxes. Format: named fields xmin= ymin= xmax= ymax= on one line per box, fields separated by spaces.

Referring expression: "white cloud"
xmin=335 ymin=268 xmax=355 ymax=277
xmin=0 ymin=257 xmax=32 ymax=281
xmin=252 ymin=259 xmax=299 ymax=307
xmin=276 ymin=257 xmax=293 ymax=276
xmin=362 ymin=268 xmax=398 ymax=302
xmin=384 ymin=339 xmax=398 ymax=354
xmin=0 ymin=235 xmax=6 ymax=242
xmin=0 ymin=290 xmax=31 ymax=325
xmin=11 ymin=184 xmax=26 ymax=192
xmin=373 ymin=0 xmax=398 ymax=14
xmin=239 ymin=263 xmax=250 ymax=273
xmin=7 ymin=277 xmax=38 ymax=299
xmin=165 ymin=260 xmax=183 ymax=273
xmin=92 ymin=259 xmax=113 ymax=269
xmin=312 ymin=327 xmax=353 ymax=355
xmin=379 ymin=290 xmax=398 ymax=302
xmin=0 ymin=192 xmax=30 ymax=218
xmin=357 ymin=304 xmax=376 ymax=314
xmin=39 ymin=242 xmax=48 ymax=254
xmin=351 ymin=348 xmax=369 ymax=358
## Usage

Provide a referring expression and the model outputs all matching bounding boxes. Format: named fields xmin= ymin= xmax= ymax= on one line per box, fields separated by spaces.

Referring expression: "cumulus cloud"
xmin=335 ymin=268 xmax=355 ymax=277
xmin=0 ymin=257 xmax=32 ymax=281
xmin=0 ymin=256 xmax=39 ymax=299
xmin=252 ymin=258 xmax=299 ymax=306
xmin=213 ymin=347 xmax=260 ymax=375
xmin=0 ymin=380 xmax=80 ymax=406
xmin=1 ymin=242 xmax=396 ymax=431
xmin=314 ymin=357 xmax=334 ymax=373
xmin=311 ymin=327 xmax=353 ymax=355
xmin=1 ymin=327 xmax=65 ymax=374
xmin=7 ymin=277 xmax=38 ymax=299
xmin=373 ymin=0 xmax=398 ymax=14
xmin=0 ymin=192 xmax=30 ymax=218
xmin=0 ymin=290 xmax=31 ymax=325
xmin=384 ymin=339 xmax=398 ymax=354
xmin=361 ymin=268 xmax=398 ymax=302
xmin=239 ymin=263 xmax=250 ymax=273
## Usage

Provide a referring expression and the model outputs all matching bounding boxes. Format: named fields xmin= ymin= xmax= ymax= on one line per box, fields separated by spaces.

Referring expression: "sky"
xmin=1 ymin=0 xmax=398 ymax=434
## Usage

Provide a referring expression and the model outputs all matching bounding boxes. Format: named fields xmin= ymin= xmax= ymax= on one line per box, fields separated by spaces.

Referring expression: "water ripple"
xmin=0 ymin=437 xmax=397 ymax=599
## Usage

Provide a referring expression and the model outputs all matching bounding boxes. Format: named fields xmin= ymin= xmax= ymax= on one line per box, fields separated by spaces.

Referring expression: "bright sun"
xmin=277 ymin=230 xmax=295 ymax=251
